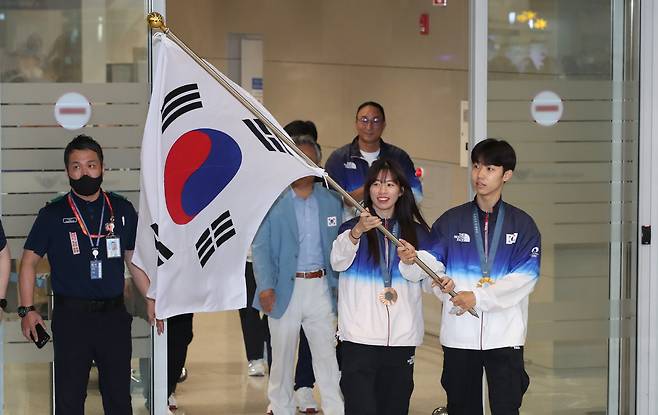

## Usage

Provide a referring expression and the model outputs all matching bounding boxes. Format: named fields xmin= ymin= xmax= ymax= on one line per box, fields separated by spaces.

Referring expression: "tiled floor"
xmin=164 ymin=311 xmax=448 ymax=415
xmin=4 ymin=310 xmax=611 ymax=414
xmin=156 ymin=311 xmax=609 ymax=415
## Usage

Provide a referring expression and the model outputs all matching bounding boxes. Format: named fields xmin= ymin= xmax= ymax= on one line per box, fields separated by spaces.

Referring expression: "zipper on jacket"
xmin=484 ymin=212 xmax=489 ymax=259
xmin=480 ymin=211 xmax=489 ymax=350
xmin=386 ymin=305 xmax=391 ymax=346
xmin=480 ymin=311 xmax=484 ymax=350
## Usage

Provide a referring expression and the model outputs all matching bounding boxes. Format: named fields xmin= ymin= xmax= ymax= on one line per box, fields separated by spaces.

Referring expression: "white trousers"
xmin=268 ymin=277 xmax=344 ymax=415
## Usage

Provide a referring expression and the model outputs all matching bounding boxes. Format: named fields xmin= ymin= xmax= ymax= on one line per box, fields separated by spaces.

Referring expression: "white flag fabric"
xmin=134 ymin=33 xmax=322 ymax=319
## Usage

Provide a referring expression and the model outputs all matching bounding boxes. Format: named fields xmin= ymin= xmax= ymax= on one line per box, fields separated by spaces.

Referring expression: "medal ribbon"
xmin=68 ymin=192 xmax=108 ymax=259
xmin=377 ymin=219 xmax=399 ymax=288
xmin=472 ymin=202 xmax=505 ymax=278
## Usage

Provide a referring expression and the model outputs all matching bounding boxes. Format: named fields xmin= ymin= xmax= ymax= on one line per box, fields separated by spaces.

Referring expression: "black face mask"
xmin=69 ymin=174 xmax=103 ymax=196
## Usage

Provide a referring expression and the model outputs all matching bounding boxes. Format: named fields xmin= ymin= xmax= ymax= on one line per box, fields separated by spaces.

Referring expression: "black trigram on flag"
xmin=243 ymin=119 xmax=293 ymax=155
xmin=151 ymin=223 xmax=173 ymax=266
xmin=195 ymin=210 xmax=237 ymax=268
xmin=161 ymin=83 xmax=202 ymax=133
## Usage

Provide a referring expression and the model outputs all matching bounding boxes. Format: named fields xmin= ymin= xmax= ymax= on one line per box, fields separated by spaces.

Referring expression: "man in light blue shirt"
xmin=293 ymin=190 xmax=324 ymax=272
xmin=253 ymin=135 xmax=344 ymax=415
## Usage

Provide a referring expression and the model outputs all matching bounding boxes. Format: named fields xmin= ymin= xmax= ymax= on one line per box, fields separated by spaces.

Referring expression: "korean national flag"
xmin=133 ymin=33 xmax=322 ymax=319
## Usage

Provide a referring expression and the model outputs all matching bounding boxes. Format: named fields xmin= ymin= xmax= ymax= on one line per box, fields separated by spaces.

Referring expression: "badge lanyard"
xmin=68 ymin=193 xmax=107 ymax=260
xmin=472 ymin=203 xmax=505 ymax=278
xmin=377 ymin=219 xmax=399 ymax=288
xmin=67 ymin=192 xmax=115 ymax=239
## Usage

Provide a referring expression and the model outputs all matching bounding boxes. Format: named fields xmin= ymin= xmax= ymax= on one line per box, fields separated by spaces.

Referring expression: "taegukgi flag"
xmin=133 ymin=33 xmax=322 ymax=319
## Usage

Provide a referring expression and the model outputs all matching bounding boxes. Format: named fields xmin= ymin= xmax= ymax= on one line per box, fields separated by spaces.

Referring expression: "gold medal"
xmin=378 ymin=287 xmax=398 ymax=306
xmin=476 ymin=277 xmax=495 ymax=288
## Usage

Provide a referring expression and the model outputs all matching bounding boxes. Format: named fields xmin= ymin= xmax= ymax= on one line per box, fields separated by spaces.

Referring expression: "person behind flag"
xmin=18 ymin=134 xmax=160 ymax=415
xmin=282 ymin=120 xmax=319 ymax=150
xmin=399 ymin=139 xmax=541 ymax=415
xmin=240 ymin=120 xmax=321 ymax=382
xmin=165 ymin=312 xmax=193 ymax=412
xmin=330 ymin=158 xmax=444 ymax=415
xmin=325 ymin=101 xmax=422 ymax=218
xmin=252 ymin=135 xmax=344 ymax=415
xmin=239 ymin=249 xmax=268 ymax=377
xmin=129 ymin=290 xmax=191 ymax=412
xmin=0 ymin=220 xmax=11 ymax=319
xmin=285 ymin=119 xmax=322 ymax=414
xmin=239 ymin=120 xmax=321 ymax=386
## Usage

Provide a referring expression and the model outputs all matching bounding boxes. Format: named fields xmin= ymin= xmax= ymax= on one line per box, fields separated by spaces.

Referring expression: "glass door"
xmin=472 ymin=1 xmax=639 ymax=413
xmin=0 ymin=1 xmax=158 ymax=413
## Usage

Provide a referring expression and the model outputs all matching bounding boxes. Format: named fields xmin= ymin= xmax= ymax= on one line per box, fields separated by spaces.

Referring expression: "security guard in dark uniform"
xmin=18 ymin=134 xmax=157 ymax=415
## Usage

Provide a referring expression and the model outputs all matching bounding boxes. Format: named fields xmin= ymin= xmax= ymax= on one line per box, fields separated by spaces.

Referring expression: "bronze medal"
xmin=378 ymin=287 xmax=398 ymax=306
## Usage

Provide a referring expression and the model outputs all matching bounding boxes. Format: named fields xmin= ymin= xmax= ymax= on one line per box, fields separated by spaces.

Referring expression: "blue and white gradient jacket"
xmin=331 ymin=218 xmax=432 ymax=347
xmin=401 ymin=199 xmax=541 ymax=350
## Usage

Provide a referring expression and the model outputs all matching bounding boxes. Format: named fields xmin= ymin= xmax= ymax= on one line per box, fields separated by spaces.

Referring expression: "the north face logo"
xmin=454 ymin=233 xmax=470 ymax=243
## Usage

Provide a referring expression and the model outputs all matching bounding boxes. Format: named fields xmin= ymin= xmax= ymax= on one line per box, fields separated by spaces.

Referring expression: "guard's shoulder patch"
xmin=47 ymin=194 xmax=67 ymax=205
xmin=108 ymin=191 xmax=128 ymax=200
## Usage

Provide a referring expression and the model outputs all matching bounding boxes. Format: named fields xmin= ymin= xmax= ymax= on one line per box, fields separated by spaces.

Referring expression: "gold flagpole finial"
xmin=147 ymin=12 xmax=167 ymax=31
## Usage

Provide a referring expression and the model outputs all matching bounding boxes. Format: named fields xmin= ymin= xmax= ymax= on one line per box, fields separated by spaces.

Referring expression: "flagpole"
xmin=146 ymin=12 xmax=478 ymax=318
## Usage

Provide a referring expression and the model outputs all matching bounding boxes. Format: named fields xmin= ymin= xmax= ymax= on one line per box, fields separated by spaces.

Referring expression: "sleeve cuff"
xmin=399 ymin=250 xmax=443 ymax=283
xmin=398 ymin=261 xmax=422 ymax=282
xmin=330 ymin=230 xmax=360 ymax=271
xmin=472 ymin=287 xmax=488 ymax=312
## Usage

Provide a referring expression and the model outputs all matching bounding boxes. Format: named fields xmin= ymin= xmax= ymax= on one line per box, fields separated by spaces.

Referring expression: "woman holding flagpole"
xmin=330 ymin=159 xmax=453 ymax=415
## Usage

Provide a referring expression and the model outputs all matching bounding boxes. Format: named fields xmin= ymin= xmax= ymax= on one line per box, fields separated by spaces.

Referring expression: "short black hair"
xmin=471 ymin=138 xmax=516 ymax=172
xmin=64 ymin=134 xmax=104 ymax=167
xmin=356 ymin=101 xmax=386 ymax=121
xmin=284 ymin=120 xmax=318 ymax=141
xmin=291 ymin=134 xmax=322 ymax=162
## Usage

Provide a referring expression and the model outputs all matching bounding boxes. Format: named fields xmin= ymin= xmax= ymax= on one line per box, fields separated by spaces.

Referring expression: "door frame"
xmin=637 ymin=0 xmax=658 ymax=412
xmin=147 ymin=1 xmax=168 ymax=415
xmin=470 ymin=0 xmax=649 ymax=413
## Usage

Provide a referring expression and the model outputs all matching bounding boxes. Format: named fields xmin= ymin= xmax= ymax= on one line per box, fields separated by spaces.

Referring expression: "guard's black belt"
xmin=54 ymin=295 xmax=124 ymax=312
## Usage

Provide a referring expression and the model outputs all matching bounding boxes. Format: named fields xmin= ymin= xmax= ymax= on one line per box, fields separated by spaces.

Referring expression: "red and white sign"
xmin=54 ymin=92 xmax=91 ymax=130
xmin=433 ymin=0 xmax=447 ymax=6
xmin=531 ymin=90 xmax=563 ymax=127
xmin=419 ymin=13 xmax=430 ymax=35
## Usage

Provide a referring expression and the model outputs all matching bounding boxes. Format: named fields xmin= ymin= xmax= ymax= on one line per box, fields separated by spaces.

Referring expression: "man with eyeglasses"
xmin=325 ymin=101 xmax=422 ymax=218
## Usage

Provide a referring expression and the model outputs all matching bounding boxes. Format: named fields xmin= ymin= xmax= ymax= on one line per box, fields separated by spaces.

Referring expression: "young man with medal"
xmin=252 ymin=135 xmax=344 ymax=415
xmin=399 ymin=139 xmax=541 ymax=415
xmin=18 ymin=135 xmax=158 ymax=415
xmin=331 ymin=159 xmax=441 ymax=415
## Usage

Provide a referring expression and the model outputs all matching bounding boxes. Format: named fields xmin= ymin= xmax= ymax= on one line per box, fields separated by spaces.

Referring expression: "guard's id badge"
xmin=106 ymin=237 xmax=121 ymax=258
xmin=91 ymin=260 xmax=103 ymax=280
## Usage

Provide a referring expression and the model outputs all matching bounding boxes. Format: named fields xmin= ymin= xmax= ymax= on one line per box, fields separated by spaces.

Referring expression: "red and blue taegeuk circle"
xmin=164 ymin=128 xmax=242 ymax=224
